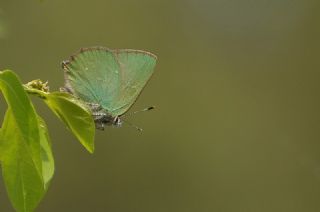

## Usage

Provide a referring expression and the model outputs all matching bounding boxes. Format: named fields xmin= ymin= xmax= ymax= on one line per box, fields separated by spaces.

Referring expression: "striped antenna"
xmin=121 ymin=106 xmax=155 ymax=131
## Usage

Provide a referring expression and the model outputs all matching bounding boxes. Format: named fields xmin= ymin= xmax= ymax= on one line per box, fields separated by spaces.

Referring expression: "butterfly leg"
xmin=95 ymin=121 xmax=105 ymax=130
xmin=92 ymin=112 xmax=109 ymax=130
xmin=60 ymin=86 xmax=73 ymax=93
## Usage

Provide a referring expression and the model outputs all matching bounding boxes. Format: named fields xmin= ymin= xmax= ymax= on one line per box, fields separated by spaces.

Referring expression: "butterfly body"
xmin=87 ymin=102 xmax=122 ymax=130
xmin=61 ymin=47 xmax=157 ymax=130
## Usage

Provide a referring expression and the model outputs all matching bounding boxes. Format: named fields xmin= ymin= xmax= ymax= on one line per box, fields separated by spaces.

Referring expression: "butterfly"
xmin=61 ymin=47 xmax=157 ymax=130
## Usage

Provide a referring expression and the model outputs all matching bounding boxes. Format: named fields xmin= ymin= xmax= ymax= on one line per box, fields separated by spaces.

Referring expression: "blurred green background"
xmin=1 ymin=0 xmax=320 ymax=211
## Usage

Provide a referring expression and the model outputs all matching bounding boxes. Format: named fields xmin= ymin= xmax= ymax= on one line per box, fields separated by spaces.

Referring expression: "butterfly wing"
xmin=108 ymin=49 xmax=157 ymax=115
xmin=62 ymin=47 xmax=157 ymax=116
xmin=62 ymin=47 xmax=120 ymax=109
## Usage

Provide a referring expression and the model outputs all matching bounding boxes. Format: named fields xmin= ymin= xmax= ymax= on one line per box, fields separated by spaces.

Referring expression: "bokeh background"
xmin=1 ymin=0 xmax=320 ymax=211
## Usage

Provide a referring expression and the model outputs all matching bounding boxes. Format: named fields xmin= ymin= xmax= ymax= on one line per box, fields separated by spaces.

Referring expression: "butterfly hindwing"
xmin=63 ymin=47 xmax=157 ymax=116
xmin=108 ymin=49 xmax=157 ymax=115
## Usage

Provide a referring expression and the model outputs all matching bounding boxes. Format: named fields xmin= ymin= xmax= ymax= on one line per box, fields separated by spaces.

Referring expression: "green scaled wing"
xmin=63 ymin=47 xmax=157 ymax=116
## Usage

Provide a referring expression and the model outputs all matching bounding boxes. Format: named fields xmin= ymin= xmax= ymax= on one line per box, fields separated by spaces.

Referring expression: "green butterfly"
xmin=61 ymin=47 xmax=157 ymax=130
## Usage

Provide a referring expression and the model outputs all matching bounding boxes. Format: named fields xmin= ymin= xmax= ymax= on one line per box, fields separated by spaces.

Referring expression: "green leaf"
xmin=44 ymin=92 xmax=95 ymax=153
xmin=0 ymin=70 xmax=54 ymax=212
xmin=24 ymin=82 xmax=95 ymax=153
xmin=1 ymin=110 xmax=45 ymax=212
xmin=38 ymin=116 xmax=54 ymax=189
xmin=0 ymin=70 xmax=42 ymax=172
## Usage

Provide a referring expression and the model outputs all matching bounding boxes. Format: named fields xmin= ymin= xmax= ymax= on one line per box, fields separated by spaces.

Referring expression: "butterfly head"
xmin=113 ymin=116 xmax=122 ymax=127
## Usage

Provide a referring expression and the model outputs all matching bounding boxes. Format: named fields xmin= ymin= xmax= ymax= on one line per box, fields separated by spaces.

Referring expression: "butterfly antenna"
xmin=121 ymin=106 xmax=155 ymax=131
xmin=122 ymin=106 xmax=155 ymax=118
xmin=134 ymin=106 xmax=155 ymax=114
xmin=122 ymin=119 xmax=143 ymax=132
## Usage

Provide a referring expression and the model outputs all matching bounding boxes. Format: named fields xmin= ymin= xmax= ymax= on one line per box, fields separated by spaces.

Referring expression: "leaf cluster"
xmin=0 ymin=70 xmax=95 ymax=212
